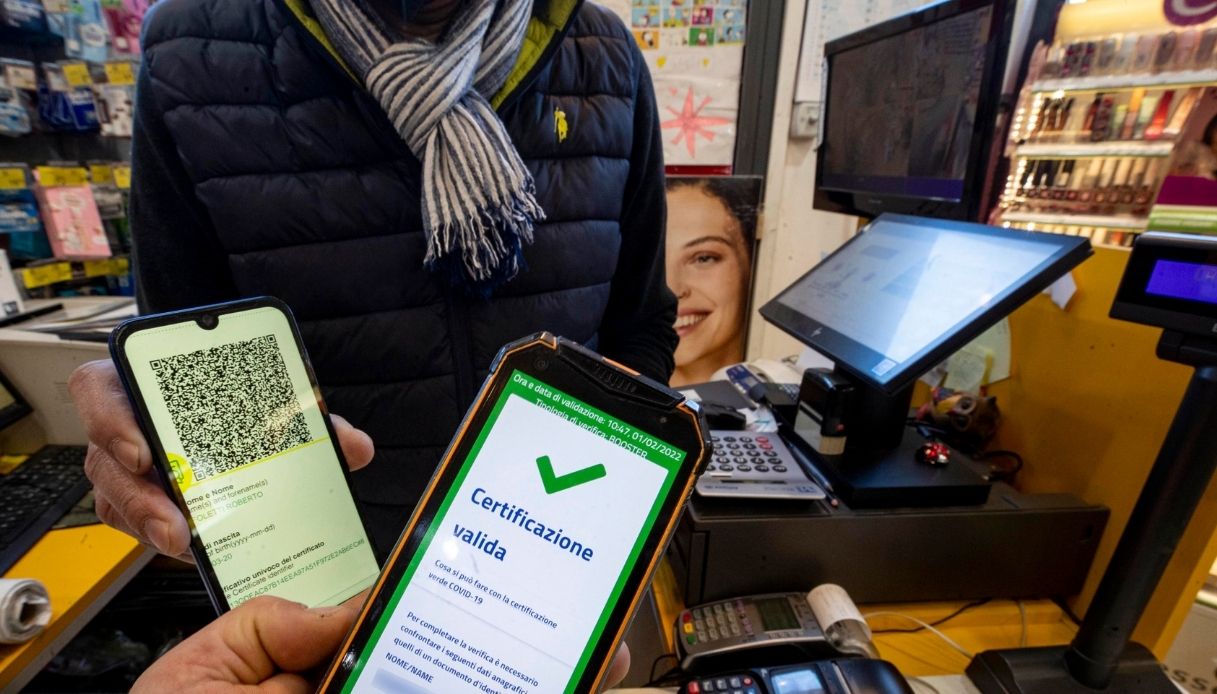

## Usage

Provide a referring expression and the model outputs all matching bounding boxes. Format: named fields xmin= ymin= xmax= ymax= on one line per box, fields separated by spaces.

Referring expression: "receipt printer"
xmin=791 ymin=368 xmax=854 ymax=456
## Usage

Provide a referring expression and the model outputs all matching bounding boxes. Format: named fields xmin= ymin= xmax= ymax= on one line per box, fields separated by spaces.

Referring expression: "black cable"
xmin=976 ymin=449 xmax=1024 ymax=482
xmin=647 ymin=653 xmax=681 ymax=687
xmin=872 ymin=598 xmax=993 ymax=634
xmin=1054 ymin=597 xmax=1084 ymax=626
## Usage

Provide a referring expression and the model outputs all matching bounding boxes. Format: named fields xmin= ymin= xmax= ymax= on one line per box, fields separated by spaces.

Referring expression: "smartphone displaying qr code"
xmin=111 ymin=297 xmax=379 ymax=613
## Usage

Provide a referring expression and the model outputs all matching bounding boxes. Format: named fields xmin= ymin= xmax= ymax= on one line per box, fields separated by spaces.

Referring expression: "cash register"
xmin=760 ymin=214 xmax=1091 ymax=507
xmin=670 ymin=214 xmax=1109 ymax=605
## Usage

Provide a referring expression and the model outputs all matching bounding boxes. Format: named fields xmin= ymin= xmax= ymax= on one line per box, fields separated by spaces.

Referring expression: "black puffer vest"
xmin=139 ymin=0 xmax=668 ymax=557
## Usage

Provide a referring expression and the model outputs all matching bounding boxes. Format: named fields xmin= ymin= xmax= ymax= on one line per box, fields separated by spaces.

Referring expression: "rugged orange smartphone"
xmin=320 ymin=333 xmax=708 ymax=693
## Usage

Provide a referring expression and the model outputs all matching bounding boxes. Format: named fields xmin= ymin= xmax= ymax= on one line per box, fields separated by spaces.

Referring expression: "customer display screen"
xmin=757 ymin=597 xmax=800 ymax=631
xmin=771 ymin=668 xmax=827 ymax=694
xmin=763 ymin=215 xmax=1088 ymax=392
xmin=1146 ymin=260 xmax=1217 ymax=305
xmin=341 ymin=370 xmax=686 ymax=694
xmin=821 ymin=6 xmax=993 ymax=202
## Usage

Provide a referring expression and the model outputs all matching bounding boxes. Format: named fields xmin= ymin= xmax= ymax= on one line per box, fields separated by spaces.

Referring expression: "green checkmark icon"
xmin=535 ymin=455 xmax=606 ymax=494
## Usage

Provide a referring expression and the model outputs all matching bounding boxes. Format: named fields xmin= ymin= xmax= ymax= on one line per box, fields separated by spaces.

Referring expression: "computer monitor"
xmin=814 ymin=0 xmax=1013 ymax=221
xmin=0 ymin=368 xmax=33 ymax=433
xmin=760 ymin=215 xmax=1090 ymax=506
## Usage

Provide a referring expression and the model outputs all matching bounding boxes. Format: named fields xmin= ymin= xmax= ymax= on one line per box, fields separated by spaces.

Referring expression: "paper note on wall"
xmin=796 ymin=0 xmax=933 ymax=102
xmin=925 ymin=318 xmax=1013 ymax=390
xmin=1045 ymin=273 xmax=1078 ymax=310
xmin=943 ymin=345 xmax=992 ymax=393
xmin=969 ymin=318 xmax=1012 ymax=383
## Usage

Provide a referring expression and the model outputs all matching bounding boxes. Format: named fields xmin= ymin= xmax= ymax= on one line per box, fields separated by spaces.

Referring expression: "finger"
xmin=86 ymin=446 xmax=190 ymax=556
xmin=69 ymin=360 xmax=151 ymax=474
xmin=93 ymin=489 xmax=138 ymax=537
xmin=330 ymin=414 xmax=374 ymax=471
xmin=246 ymin=672 xmax=312 ymax=694
xmin=604 ymin=642 xmax=631 ymax=690
xmin=96 ymin=478 xmax=197 ymax=562
xmin=224 ymin=597 xmax=360 ymax=683
xmin=132 ymin=597 xmax=347 ymax=691
xmin=343 ymin=588 xmax=371 ymax=607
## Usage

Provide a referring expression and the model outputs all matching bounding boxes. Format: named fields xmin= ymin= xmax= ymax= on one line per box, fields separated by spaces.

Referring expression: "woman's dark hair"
xmin=666 ymin=176 xmax=764 ymax=249
xmin=1205 ymin=114 xmax=1217 ymax=147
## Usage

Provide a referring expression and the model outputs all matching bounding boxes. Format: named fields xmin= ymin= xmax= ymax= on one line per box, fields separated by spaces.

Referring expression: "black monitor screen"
xmin=0 ymin=368 xmax=32 ymax=432
xmin=820 ymin=6 xmax=993 ymax=203
xmin=761 ymin=215 xmax=1091 ymax=393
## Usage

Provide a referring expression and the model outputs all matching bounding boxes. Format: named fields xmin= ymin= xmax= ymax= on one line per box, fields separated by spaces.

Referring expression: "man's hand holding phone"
xmin=68 ymin=358 xmax=375 ymax=561
xmin=132 ymin=594 xmax=364 ymax=693
xmin=132 ymin=592 xmax=631 ymax=693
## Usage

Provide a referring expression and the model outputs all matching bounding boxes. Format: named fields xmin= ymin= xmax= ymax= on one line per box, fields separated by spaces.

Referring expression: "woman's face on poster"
xmin=665 ymin=186 xmax=751 ymax=381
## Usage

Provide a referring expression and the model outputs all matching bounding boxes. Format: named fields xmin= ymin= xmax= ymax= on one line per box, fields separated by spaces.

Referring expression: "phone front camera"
xmin=534 ymin=357 xmax=550 ymax=371
xmin=197 ymin=314 xmax=219 ymax=330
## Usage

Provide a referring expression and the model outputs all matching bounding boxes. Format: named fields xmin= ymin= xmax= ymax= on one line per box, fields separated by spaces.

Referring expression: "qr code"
xmin=151 ymin=335 xmax=310 ymax=482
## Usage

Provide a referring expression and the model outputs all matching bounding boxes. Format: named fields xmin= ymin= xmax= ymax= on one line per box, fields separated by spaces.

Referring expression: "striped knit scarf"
xmin=311 ymin=0 xmax=541 ymax=292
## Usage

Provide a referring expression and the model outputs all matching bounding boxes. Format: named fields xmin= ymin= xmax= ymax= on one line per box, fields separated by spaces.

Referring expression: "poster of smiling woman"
xmin=665 ymin=176 xmax=763 ymax=387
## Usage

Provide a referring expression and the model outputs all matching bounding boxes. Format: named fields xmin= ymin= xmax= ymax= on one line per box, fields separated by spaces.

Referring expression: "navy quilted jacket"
xmin=130 ymin=0 xmax=676 ymax=557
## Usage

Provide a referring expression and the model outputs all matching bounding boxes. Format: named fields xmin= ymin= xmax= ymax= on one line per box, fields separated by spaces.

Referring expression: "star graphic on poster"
xmin=661 ymin=86 xmax=732 ymax=158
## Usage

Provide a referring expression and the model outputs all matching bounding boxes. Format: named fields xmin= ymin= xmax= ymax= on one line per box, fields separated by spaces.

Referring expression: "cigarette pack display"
xmin=0 ymin=0 xmax=45 ymax=32
xmin=62 ymin=0 xmax=109 ymax=63
xmin=34 ymin=185 xmax=110 ymax=258
xmin=94 ymin=84 xmax=132 ymax=137
xmin=102 ymin=0 xmax=145 ymax=55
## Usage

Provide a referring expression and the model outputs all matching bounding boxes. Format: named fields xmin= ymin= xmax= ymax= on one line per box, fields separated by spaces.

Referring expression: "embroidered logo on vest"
xmin=554 ymin=106 xmax=568 ymax=144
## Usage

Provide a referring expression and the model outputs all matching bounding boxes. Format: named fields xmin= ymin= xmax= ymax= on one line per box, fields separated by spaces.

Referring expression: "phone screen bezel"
xmin=109 ymin=295 xmax=374 ymax=614
xmin=320 ymin=335 xmax=706 ymax=694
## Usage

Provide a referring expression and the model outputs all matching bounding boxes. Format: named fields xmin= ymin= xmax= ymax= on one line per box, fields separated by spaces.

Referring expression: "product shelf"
xmin=1013 ymin=141 xmax=1176 ymax=158
xmin=1000 ymin=211 xmax=1147 ymax=229
xmin=1031 ymin=69 xmax=1217 ymax=94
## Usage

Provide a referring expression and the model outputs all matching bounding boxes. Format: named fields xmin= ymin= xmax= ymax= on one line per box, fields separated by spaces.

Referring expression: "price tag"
xmin=61 ymin=62 xmax=92 ymax=87
xmin=112 ymin=165 xmax=132 ymax=190
xmin=20 ymin=263 xmax=72 ymax=289
xmin=36 ymin=166 xmax=90 ymax=187
xmin=104 ymin=62 xmax=136 ymax=86
xmin=89 ymin=164 xmax=115 ymax=186
xmin=79 ymin=258 xmax=130 ymax=279
xmin=0 ymin=168 xmax=27 ymax=190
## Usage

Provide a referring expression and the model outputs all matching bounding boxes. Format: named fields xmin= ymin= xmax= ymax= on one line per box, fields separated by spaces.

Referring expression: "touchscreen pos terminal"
xmin=760 ymin=214 xmax=1091 ymax=507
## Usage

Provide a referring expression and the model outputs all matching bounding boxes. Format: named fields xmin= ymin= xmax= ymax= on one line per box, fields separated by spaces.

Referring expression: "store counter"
xmin=616 ymin=559 xmax=1079 ymax=689
xmin=0 ymin=522 xmax=153 ymax=691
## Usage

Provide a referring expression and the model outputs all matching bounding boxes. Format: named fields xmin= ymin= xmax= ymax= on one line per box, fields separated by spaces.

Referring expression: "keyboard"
xmin=696 ymin=431 xmax=825 ymax=501
xmin=0 ymin=445 xmax=91 ymax=575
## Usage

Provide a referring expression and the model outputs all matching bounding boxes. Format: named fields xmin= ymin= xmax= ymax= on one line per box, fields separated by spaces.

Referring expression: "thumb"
xmin=132 ymin=595 xmax=362 ymax=693
xmin=330 ymin=414 xmax=375 ymax=471
xmin=245 ymin=597 xmax=362 ymax=675
xmin=210 ymin=596 xmax=360 ymax=686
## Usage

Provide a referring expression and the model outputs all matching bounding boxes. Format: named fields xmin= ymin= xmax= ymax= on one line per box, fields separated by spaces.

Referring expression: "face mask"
xmin=399 ymin=0 xmax=427 ymax=20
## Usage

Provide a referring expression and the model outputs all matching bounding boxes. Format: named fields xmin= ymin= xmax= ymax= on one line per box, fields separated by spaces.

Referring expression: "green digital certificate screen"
xmin=121 ymin=306 xmax=378 ymax=608
xmin=344 ymin=370 xmax=686 ymax=694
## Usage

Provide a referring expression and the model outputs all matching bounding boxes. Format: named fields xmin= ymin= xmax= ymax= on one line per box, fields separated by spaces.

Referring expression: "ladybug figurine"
xmin=916 ymin=441 xmax=951 ymax=466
